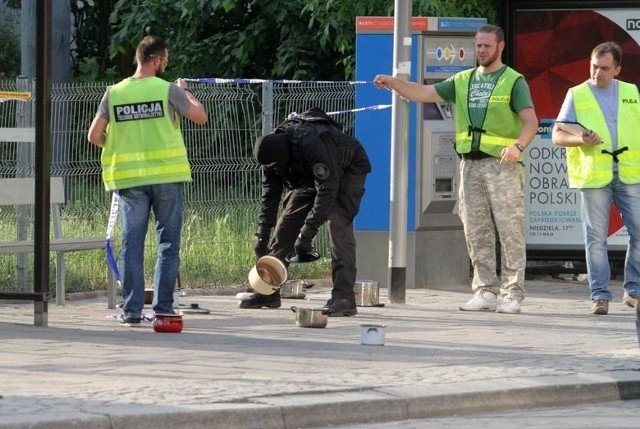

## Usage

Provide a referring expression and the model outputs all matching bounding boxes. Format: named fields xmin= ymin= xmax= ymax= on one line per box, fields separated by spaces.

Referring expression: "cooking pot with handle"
xmin=248 ymin=255 xmax=288 ymax=295
xmin=291 ymin=306 xmax=328 ymax=328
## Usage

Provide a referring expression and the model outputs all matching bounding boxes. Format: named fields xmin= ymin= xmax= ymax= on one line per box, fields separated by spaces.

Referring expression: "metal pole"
xmin=34 ymin=0 xmax=52 ymax=327
xmin=388 ymin=0 xmax=411 ymax=304
xmin=15 ymin=76 xmax=31 ymax=291
xmin=261 ymin=81 xmax=274 ymax=136
xmin=636 ymin=305 xmax=640 ymax=348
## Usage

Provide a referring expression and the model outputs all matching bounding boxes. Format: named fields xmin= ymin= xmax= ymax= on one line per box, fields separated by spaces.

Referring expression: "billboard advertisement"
xmin=506 ymin=2 xmax=640 ymax=253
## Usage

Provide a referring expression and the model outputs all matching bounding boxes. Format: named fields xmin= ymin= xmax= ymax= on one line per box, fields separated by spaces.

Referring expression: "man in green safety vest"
xmin=553 ymin=41 xmax=640 ymax=316
xmin=374 ymin=24 xmax=538 ymax=314
xmin=88 ymin=35 xmax=207 ymax=326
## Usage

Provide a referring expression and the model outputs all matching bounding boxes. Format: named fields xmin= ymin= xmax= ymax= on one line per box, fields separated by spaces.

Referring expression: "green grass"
xmin=0 ymin=204 xmax=331 ymax=295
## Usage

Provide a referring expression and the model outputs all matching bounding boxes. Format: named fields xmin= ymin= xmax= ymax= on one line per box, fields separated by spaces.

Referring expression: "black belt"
xmin=460 ymin=151 xmax=492 ymax=160
xmin=601 ymin=147 xmax=628 ymax=163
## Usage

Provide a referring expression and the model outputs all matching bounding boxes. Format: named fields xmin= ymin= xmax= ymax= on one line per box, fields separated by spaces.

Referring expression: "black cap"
xmin=253 ymin=132 xmax=291 ymax=168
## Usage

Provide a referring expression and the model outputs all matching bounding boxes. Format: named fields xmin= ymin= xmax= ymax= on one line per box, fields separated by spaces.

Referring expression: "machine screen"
xmin=435 ymin=178 xmax=453 ymax=193
xmin=423 ymin=102 xmax=444 ymax=120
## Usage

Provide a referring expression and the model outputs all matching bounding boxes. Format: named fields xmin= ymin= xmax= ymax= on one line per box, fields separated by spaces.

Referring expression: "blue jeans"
xmin=119 ymin=183 xmax=184 ymax=317
xmin=581 ymin=175 xmax=640 ymax=301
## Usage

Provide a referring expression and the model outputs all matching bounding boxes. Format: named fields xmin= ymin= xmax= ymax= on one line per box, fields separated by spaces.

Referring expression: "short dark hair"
xmin=477 ymin=24 xmax=504 ymax=44
xmin=592 ymin=42 xmax=622 ymax=67
xmin=135 ymin=36 xmax=168 ymax=65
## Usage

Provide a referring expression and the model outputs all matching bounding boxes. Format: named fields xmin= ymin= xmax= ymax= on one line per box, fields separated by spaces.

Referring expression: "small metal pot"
xmin=144 ymin=288 xmax=154 ymax=305
xmin=280 ymin=280 xmax=308 ymax=299
xmin=360 ymin=324 xmax=385 ymax=346
xmin=354 ymin=280 xmax=380 ymax=307
xmin=291 ymin=306 xmax=328 ymax=328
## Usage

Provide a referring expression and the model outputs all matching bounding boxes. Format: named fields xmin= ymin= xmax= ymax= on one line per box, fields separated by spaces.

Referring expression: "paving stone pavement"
xmin=1 ymin=277 xmax=639 ymax=429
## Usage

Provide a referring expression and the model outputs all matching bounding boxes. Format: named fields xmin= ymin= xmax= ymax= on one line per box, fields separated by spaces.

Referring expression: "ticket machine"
xmin=413 ymin=31 xmax=478 ymax=286
xmin=355 ymin=17 xmax=485 ymax=288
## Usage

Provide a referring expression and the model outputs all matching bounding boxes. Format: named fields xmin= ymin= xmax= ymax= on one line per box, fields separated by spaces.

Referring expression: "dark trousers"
xmin=270 ymin=173 xmax=366 ymax=301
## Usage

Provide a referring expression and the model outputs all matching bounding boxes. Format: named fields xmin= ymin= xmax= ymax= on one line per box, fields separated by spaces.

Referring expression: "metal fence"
xmin=0 ymin=78 xmax=357 ymax=294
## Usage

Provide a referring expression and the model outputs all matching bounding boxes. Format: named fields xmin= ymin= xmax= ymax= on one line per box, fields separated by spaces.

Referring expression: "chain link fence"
xmin=0 ymin=78 xmax=357 ymax=294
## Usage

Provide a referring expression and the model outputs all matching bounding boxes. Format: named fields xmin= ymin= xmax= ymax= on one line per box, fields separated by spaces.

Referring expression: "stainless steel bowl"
xmin=291 ymin=306 xmax=328 ymax=328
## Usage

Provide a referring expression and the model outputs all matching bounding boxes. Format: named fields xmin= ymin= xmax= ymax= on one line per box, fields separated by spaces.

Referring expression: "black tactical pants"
xmin=270 ymin=172 xmax=366 ymax=301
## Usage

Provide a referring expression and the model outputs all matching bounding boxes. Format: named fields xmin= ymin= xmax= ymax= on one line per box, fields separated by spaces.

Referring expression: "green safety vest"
xmin=453 ymin=67 xmax=524 ymax=158
xmin=101 ymin=77 xmax=191 ymax=191
xmin=568 ymin=81 xmax=640 ymax=188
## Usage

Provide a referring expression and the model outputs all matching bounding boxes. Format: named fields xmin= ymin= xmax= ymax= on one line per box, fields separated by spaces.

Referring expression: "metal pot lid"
xmin=179 ymin=303 xmax=211 ymax=315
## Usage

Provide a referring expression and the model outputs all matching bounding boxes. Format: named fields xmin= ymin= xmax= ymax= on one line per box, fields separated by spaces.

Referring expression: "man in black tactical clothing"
xmin=241 ymin=107 xmax=371 ymax=316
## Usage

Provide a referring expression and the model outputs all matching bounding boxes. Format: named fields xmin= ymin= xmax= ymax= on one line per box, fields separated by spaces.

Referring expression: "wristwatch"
xmin=514 ymin=142 xmax=525 ymax=152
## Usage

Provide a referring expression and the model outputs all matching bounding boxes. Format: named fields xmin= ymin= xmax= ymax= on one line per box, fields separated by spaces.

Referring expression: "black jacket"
xmin=257 ymin=108 xmax=371 ymax=238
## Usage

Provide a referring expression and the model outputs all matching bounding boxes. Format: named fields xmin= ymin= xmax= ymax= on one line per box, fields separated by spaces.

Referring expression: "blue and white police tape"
xmin=183 ymin=77 xmax=371 ymax=85
xmin=106 ymin=192 xmax=121 ymax=284
xmin=287 ymin=104 xmax=392 ymax=119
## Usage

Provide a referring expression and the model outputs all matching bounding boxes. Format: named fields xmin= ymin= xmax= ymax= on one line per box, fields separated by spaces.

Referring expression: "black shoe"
xmin=323 ymin=298 xmax=357 ymax=317
xmin=119 ymin=315 xmax=141 ymax=326
xmin=239 ymin=291 xmax=281 ymax=309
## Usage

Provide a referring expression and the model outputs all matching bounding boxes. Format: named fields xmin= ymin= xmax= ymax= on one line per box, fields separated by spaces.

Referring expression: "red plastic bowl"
xmin=153 ymin=314 xmax=183 ymax=333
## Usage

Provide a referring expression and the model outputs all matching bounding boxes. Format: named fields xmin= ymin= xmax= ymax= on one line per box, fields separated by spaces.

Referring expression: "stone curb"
xmin=3 ymin=375 xmax=640 ymax=429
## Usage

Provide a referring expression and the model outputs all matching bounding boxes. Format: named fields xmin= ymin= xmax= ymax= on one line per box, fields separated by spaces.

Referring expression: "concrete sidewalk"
xmin=1 ymin=277 xmax=639 ymax=429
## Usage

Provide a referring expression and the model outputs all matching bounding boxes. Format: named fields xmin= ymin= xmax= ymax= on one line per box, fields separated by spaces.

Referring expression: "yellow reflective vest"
xmin=568 ymin=81 xmax=640 ymax=188
xmin=101 ymin=77 xmax=191 ymax=191
xmin=453 ymin=67 xmax=524 ymax=158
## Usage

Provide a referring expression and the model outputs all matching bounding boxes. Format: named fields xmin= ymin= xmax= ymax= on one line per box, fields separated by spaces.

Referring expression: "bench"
xmin=0 ymin=177 xmax=117 ymax=308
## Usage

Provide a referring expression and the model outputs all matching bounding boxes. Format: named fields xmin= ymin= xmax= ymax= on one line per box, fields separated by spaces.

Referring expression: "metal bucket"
xmin=354 ymin=280 xmax=380 ymax=307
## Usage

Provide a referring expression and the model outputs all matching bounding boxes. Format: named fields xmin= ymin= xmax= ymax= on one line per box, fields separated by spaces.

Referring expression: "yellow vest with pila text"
xmin=101 ymin=77 xmax=191 ymax=191
xmin=568 ymin=81 xmax=640 ymax=188
xmin=453 ymin=67 xmax=524 ymax=158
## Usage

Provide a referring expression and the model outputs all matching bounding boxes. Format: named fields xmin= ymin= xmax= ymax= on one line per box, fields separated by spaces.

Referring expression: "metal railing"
xmin=0 ymin=78 xmax=357 ymax=294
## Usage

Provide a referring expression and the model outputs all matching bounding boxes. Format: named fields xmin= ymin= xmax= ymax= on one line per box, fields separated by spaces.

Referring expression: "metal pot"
xmin=144 ymin=288 xmax=154 ymax=305
xmin=354 ymin=280 xmax=380 ymax=307
xmin=291 ymin=306 xmax=328 ymax=328
xmin=248 ymin=255 xmax=288 ymax=295
xmin=360 ymin=324 xmax=386 ymax=346
xmin=280 ymin=280 xmax=308 ymax=299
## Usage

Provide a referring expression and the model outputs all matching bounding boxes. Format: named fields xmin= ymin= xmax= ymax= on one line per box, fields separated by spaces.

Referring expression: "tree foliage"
xmin=0 ymin=0 xmax=20 ymax=78
xmin=108 ymin=0 xmax=344 ymax=80
xmin=0 ymin=20 xmax=19 ymax=78
xmin=0 ymin=0 xmax=498 ymax=81
xmin=107 ymin=0 xmax=498 ymax=81
xmin=2 ymin=0 xmax=19 ymax=8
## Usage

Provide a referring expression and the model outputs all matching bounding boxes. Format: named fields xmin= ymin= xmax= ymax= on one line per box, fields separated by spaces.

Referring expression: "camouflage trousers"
xmin=458 ymin=157 xmax=526 ymax=300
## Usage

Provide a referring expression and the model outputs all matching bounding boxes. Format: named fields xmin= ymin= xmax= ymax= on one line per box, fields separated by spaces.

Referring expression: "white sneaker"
xmin=496 ymin=297 xmax=521 ymax=314
xmin=459 ymin=291 xmax=497 ymax=311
